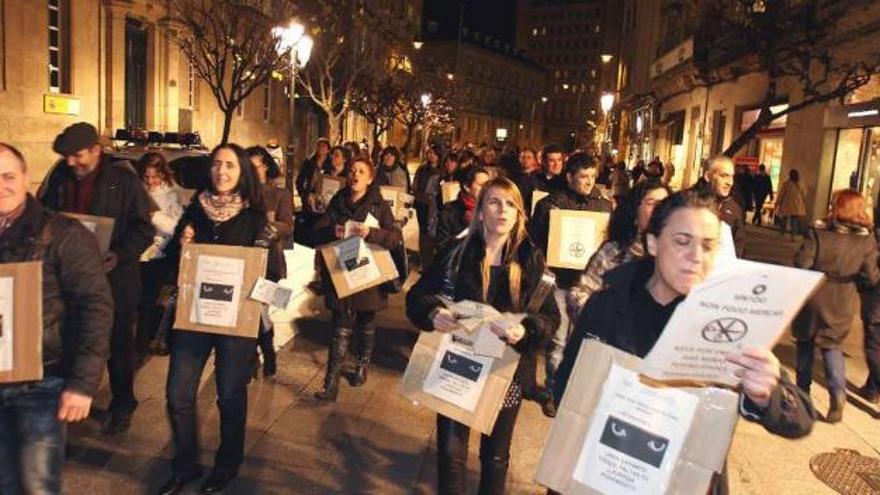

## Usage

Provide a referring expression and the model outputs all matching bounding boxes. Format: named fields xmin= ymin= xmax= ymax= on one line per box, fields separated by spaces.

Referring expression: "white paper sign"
xmin=708 ymin=222 xmax=738 ymax=278
xmin=573 ymin=364 xmax=699 ymax=494
xmin=249 ymin=277 xmax=293 ymax=309
xmin=190 ymin=255 xmax=245 ymax=327
xmin=80 ymin=220 xmax=98 ymax=233
xmin=558 ymin=215 xmax=598 ymax=267
xmin=333 ymin=236 xmax=381 ymax=290
xmin=641 ymin=260 xmax=824 ymax=385
xmin=531 ymin=190 xmax=549 ymax=215
xmin=423 ymin=334 xmax=494 ymax=412
xmin=319 ymin=176 xmax=343 ymax=203
xmin=0 ymin=277 xmax=13 ymax=372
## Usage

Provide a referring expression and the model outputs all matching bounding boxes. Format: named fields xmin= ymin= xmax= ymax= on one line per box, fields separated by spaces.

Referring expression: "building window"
xmin=262 ymin=82 xmax=271 ymax=122
xmin=48 ymin=0 xmax=70 ymax=93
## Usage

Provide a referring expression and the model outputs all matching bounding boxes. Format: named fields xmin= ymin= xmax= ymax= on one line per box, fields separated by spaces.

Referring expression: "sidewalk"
xmin=60 ymin=226 xmax=880 ymax=494
xmin=727 ymin=225 xmax=880 ymax=494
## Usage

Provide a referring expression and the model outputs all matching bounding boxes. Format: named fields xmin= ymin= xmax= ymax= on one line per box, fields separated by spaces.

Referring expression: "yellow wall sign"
xmin=43 ymin=94 xmax=80 ymax=115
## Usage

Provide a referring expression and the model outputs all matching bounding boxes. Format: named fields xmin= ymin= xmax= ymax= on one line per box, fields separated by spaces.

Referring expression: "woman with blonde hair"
xmin=794 ymin=189 xmax=880 ymax=422
xmin=406 ymin=178 xmax=560 ymax=494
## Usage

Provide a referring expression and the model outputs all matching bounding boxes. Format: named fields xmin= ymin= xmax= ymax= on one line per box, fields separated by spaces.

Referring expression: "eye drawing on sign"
xmin=199 ymin=283 xmax=235 ymax=302
xmin=599 ymin=415 xmax=670 ymax=468
xmin=440 ymin=351 xmax=483 ymax=381
xmin=701 ymin=317 xmax=748 ymax=343
xmin=343 ymin=256 xmax=370 ymax=271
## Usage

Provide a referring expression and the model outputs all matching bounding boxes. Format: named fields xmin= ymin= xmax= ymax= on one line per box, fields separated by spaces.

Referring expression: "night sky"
xmin=423 ymin=0 xmax=519 ymax=45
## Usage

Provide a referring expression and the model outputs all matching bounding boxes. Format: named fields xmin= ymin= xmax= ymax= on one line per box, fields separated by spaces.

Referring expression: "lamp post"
xmin=273 ymin=20 xmax=313 ymax=193
xmin=600 ymin=91 xmax=615 ymax=151
xmin=420 ymin=93 xmax=432 ymax=160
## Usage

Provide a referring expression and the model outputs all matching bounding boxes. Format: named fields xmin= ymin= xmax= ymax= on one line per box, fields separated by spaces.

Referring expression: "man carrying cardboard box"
xmin=0 ymin=144 xmax=113 ymax=493
xmin=529 ymin=152 xmax=612 ymax=417
xmin=39 ymin=122 xmax=154 ymax=434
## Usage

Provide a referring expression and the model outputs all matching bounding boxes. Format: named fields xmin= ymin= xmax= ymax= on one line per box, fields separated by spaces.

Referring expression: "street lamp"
xmin=273 ymin=20 xmax=313 ymax=192
xmin=420 ymin=93 xmax=432 ymax=159
xmin=413 ymin=39 xmax=424 ymax=50
xmin=600 ymin=92 xmax=615 ymax=114
xmin=600 ymin=53 xmax=613 ymax=64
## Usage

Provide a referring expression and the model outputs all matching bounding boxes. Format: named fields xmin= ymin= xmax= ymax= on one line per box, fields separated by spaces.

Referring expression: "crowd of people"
xmin=2 ymin=119 xmax=878 ymax=495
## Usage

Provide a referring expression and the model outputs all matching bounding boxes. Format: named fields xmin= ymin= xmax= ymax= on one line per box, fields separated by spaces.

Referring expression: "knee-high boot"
xmin=349 ymin=318 xmax=376 ymax=387
xmin=258 ymin=326 xmax=277 ymax=378
xmin=315 ymin=327 xmax=352 ymax=401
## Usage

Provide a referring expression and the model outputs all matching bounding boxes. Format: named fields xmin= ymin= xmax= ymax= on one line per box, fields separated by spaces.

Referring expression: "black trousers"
xmin=436 ymin=397 xmax=523 ymax=495
xmin=137 ymin=258 xmax=172 ymax=351
xmin=108 ymin=309 xmax=138 ymax=413
xmin=166 ymin=330 xmax=255 ymax=477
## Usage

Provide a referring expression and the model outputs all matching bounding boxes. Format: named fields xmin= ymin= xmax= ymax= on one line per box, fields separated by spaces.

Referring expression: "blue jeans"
xmin=166 ymin=330 xmax=255 ymax=478
xmin=544 ymin=287 xmax=571 ymax=390
xmin=0 ymin=376 xmax=66 ymax=495
xmin=796 ymin=341 xmax=846 ymax=395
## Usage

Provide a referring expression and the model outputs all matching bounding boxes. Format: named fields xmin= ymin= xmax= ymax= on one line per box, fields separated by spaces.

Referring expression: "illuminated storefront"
xmin=823 ymin=99 xmax=880 ymax=212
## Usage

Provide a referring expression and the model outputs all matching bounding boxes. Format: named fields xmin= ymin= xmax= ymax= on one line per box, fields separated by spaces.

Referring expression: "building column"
xmin=158 ymin=18 xmax=182 ymax=132
xmin=103 ymin=0 xmax=131 ymax=133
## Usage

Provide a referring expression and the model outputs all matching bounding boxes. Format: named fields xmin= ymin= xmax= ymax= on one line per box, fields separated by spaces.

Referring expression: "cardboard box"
xmin=0 ymin=261 xmax=44 ymax=383
xmin=63 ymin=213 xmax=115 ymax=255
xmin=380 ymin=185 xmax=414 ymax=221
xmin=441 ymin=181 xmax=461 ymax=204
xmin=316 ymin=175 xmax=346 ymax=207
xmin=546 ymin=209 xmax=610 ymax=270
xmin=535 ymin=339 xmax=739 ymax=494
xmin=175 ymin=244 xmax=268 ymax=338
xmin=319 ymin=238 xmax=399 ymax=299
xmin=398 ymin=330 xmax=520 ymax=435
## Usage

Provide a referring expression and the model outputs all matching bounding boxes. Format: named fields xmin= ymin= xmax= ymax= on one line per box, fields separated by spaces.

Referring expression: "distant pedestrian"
xmin=413 ymin=143 xmax=443 ymax=270
xmin=631 ymin=159 xmax=646 ymax=184
xmin=793 ymin=189 xmax=879 ymax=423
xmin=375 ymin=146 xmax=411 ymax=192
xmin=697 ymin=156 xmax=745 ymax=256
xmin=752 ymin=164 xmax=774 ymax=226
xmin=733 ymin=164 xmax=754 ymax=215
xmin=776 ymin=169 xmax=807 ymax=238
xmin=436 ymin=166 xmax=490 ymax=253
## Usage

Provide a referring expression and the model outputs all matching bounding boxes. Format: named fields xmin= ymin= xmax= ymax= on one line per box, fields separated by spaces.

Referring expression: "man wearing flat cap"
xmin=38 ymin=122 xmax=154 ymax=435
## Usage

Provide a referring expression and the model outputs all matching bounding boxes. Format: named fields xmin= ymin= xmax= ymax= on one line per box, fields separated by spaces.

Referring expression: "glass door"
xmin=860 ymin=127 xmax=880 ymax=213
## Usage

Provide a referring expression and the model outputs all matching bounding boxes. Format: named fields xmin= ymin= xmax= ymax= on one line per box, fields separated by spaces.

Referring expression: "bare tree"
xmin=295 ymin=0 xmax=372 ymax=144
xmin=352 ymin=56 xmax=410 ymax=155
xmin=695 ymin=0 xmax=880 ymax=156
xmin=394 ymin=60 xmax=456 ymax=160
xmin=164 ymin=0 xmax=294 ymax=144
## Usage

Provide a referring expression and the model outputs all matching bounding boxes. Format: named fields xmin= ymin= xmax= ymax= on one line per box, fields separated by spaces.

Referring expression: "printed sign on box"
xmin=0 ymin=261 xmax=43 ymax=383
xmin=441 ymin=181 xmax=461 ymax=204
xmin=175 ymin=244 xmax=268 ymax=338
xmin=316 ymin=175 xmax=346 ymax=209
xmin=546 ymin=209 xmax=610 ymax=270
xmin=535 ymin=340 xmax=740 ymax=494
xmin=319 ymin=237 xmax=399 ymax=299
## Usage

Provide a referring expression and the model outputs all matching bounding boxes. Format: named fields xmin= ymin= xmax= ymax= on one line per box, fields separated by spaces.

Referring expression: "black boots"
xmin=315 ymin=327 xmax=352 ymax=401
xmin=348 ymin=320 xmax=376 ymax=387
xmin=259 ymin=328 xmax=277 ymax=378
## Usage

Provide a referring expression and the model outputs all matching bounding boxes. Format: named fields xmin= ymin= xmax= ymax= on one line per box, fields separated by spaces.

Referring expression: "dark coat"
xmin=406 ymin=236 xmax=560 ymax=392
xmin=376 ymin=162 xmax=411 ymax=192
xmin=295 ymin=154 xmax=331 ymax=213
xmin=412 ymin=163 xmax=441 ymax=238
xmin=263 ymin=184 xmax=294 ymax=252
xmin=556 ymin=259 xmax=815 ymax=494
xmin=793 ymin=223 xmax=880 ymax=347
xmin=529 ymin=187 xmax=613 ymax=289
xmin=0 ymin=196 xmax=113 ymax=396
xmin=436 ymin=197 xmax=469 ymax=251
xmin=39 ymin=155 xmax=155 ymax=310
xmin=312 ymin=186 xmax=402 ymax=312
xmin=165 ymin=197 xmax=285 ymax=283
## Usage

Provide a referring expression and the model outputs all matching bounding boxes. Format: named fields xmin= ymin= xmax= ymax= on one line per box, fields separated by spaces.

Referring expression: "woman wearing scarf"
xmin=311 ymin=157 xmax=402 ymax=401
xmin=159 ymin=144 xmax=284 ymax=495
xmin=436 ymin=166 xmax=490 ymax=254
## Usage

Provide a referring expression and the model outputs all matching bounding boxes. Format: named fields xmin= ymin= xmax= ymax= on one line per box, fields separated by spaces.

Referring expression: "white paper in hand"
xmin=249 ymin=277 xmax=293 ymax=309
xmin=640 ymin=260 xmax=823 ymax=386
xmin=364 ymin=213 xmax=380 ymax=228
xmin=0 ymin=277 xmax=13 ymax=372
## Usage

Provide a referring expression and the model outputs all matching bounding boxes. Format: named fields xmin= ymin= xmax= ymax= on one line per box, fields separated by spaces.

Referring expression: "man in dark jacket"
xmin=295 ymin=138 xmax=331 ymax=245
xmin=702 ymin=156 xmax=746 ymax=257
xmin=529 ymin=152 xmax=613 ymax=416
xmin=39 ymin=122 xmax=154 ymax=434
xmin=752 ymin=164 xmax=774 ymax=226
xmin=0 ymin=144 xmax=113 ymax=493
xmin=412 ymin=143 xmax=443 ymax=270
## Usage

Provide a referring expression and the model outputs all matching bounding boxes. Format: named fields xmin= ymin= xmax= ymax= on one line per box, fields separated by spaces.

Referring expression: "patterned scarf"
xmin=198 ymin=191 xmax=246 ymax=223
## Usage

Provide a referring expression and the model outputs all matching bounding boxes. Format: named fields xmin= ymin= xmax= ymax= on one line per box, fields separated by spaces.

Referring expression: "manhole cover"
xmin=811 ymin=449 xmax=880 ymax=494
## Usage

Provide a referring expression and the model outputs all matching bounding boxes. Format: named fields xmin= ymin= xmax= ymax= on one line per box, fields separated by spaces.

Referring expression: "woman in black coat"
xmin=312 ymin=157 xmax=402 ymax=401
xmin=555 ymin=190 xmax=815 ymax=495
xmin=407 ymin=177 xmax=560 ymax=495
xmin=160 ymin=144 xmax=285 ymax=495
xmin=793 ymin=189 xmax=880 ymax=422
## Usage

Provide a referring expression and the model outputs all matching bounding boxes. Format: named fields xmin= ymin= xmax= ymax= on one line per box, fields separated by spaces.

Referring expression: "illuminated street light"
xmin=541 ymin=96 xmax=548 ymax=103
xmin=600 ymin=53 xmax=613 ymax=64
xmin=413 ymin=40 xmax=424 ymax=50
xmin=421 ymin=93 xmax=432 ymax=107
xmin=446 ymin=73 xmax=455 ymax=81
xmin=600 ymin=92 xmax=615 ymax=114
xmin=273 ymin=19 xmax=313 ymax=192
